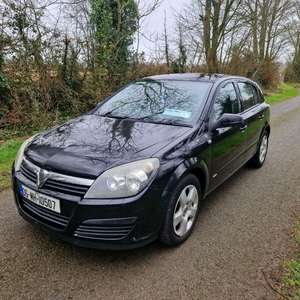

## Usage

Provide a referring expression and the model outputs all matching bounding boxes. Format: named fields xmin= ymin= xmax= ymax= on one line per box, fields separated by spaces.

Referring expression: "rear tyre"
xmin=248 ymin=130 xmax=269 ymax=168
xmin=158 ymin=174 xmax=201 ymax=246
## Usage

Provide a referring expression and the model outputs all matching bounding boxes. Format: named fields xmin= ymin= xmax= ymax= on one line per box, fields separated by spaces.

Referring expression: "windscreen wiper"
xmin=101 ymin=111 xmax=127 ymax=119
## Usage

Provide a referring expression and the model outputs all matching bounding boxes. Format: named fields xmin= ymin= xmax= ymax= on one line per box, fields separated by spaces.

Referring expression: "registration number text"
xmin=19 ymin=184 xmax=61 ymax=214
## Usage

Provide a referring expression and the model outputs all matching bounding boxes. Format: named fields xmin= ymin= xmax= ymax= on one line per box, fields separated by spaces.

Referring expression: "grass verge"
xmin=265 ymin=83 xmax=299 ymax=104
xmin=280 ymin=222 xmax=300 ymax=299
xmin=264 ymin=83 xmax=300 ymax=298
xmin=0 ymin=139 xmax=24 ymax=191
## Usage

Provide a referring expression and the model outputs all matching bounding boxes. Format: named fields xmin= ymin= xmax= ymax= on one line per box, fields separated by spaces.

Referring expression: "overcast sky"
xmin=137 ymin=0 xmax=188 ymax=55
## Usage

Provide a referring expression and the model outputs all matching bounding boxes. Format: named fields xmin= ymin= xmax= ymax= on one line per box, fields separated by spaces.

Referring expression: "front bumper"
xmin=12 ymin=170 xmax=170 ymax=250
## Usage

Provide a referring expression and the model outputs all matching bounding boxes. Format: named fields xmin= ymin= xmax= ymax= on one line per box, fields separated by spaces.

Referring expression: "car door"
xmin=236 ymin=81 xmax=268 ymax=162
xmin=209 ymin=82 xmax=247 ymax=190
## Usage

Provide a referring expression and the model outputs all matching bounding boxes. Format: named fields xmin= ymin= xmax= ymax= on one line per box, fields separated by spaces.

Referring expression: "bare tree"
xmin=242 ymin=0 xmax=293 ymax=63
xmin=162 ymin=10 xmax=170 ymax=68
xmin=134 ymin=0 xmax=163 ymax=62
xmin=178 ymin=0 xmax=242 ymax=73
xmin=2 ymin=0 xmax=61 ymax=74
xmin=284 ymin=0 xmax=300 ymax=80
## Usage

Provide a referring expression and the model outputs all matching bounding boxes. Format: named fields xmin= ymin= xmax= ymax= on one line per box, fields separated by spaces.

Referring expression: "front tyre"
xmin=158 ymin=174 xmax=201 ymax=246
xmin=248 ymin=130 xmax=269 ymax=168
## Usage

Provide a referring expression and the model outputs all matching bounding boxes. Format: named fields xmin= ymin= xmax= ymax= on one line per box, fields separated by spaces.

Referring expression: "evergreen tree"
xmin=91 ymin=0 xmax=138 ymax=85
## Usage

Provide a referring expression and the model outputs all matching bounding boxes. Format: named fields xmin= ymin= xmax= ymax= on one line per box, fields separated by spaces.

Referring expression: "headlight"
xmin=84 ymin=158 xmax=160 ymax=199
xmin=14 ymin=135 xmax=36 ymax=171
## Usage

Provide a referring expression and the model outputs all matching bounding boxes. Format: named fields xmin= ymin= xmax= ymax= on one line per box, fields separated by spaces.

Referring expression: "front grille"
xmin=21 ymin=196 xmax=70 ymax=230
xmin=42 ymin=179 xmax=89 ymax=197
xmin=21 ymin=164 xmax=35 ymax=182
xmin=74 ymin=218 xmax=137 ymax=240
xmin=20 ymin=161 xmax=93 ymax=197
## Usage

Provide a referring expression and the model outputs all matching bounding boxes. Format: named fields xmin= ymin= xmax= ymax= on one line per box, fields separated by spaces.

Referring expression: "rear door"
xmin=236 ymin=82 xmax=267 ymax=162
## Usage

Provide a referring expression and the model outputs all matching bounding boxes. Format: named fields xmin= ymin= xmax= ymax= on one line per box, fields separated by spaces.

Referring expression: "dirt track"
xmin=1 ymin=96 xmax=300 ymax=299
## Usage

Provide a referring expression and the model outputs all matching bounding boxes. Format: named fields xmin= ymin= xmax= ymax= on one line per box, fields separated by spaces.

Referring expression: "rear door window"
xmin=237 ymin=82 xmax=258 ymax=111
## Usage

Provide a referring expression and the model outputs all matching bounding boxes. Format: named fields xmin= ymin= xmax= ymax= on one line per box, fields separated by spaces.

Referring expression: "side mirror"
xmin=209 ymin=113 xmax=245 ymax=131
xmin=217 ymin=113 xmax=245 ymax=128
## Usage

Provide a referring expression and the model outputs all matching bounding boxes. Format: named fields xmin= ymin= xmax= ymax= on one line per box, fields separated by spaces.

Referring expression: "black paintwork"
xmin=12 ymin=73 xmax=271 ymax=249
xmin=25 ymin=114 xmax=192 ymax=178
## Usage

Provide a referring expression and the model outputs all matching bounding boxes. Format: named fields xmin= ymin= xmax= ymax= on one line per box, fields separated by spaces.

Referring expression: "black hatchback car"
xmin=12 ymin=73 xmax=270 ymax=249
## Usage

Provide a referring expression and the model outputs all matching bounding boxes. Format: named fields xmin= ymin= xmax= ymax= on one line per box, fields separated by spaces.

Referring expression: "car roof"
xmin=143 ymin=73 xmax=249 ymax=83
xmin=144 ymin=73 xmax=227 ymax=82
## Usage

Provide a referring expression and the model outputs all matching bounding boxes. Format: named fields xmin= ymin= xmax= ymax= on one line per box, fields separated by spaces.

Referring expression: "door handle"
xmin=258 ymin=114 xmax=264 ymax=120
xmin=240 ymin=125 xmax=247 ymax=132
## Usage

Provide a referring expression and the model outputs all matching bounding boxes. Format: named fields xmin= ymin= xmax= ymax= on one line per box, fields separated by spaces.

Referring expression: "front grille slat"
xmin=74 ymin=220 xmax=136 ymax=240
xmin=76 ymin=225 xmax=132 ymax=232
xmin=20 ymin=165 xmax=35 ymax=182
xmin=22 ymin=197 xmax=69 ymax=230
xmin=74 ymin=225 xmax=133 ymax=240
xmin=43 ymin=179 xmax=89 ymax=196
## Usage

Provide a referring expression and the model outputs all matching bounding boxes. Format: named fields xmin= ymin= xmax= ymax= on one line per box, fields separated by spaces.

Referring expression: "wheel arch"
xmin=189 ymin=168 xmax=207 ymax=200
xmin=158 ymin=161 xmax=208 ymax=246
xmin=163 ymin=157 xmax=209 ymax=200
xmin=255 ymin=122 xmax=270 ymax=152
xmin=264 ymin=123 xmax=271 ymax=137
xmin=258 ymin=122 xmax=271 ymax=149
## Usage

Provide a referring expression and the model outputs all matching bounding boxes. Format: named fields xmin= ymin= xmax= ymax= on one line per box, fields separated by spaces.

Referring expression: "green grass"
xmin=281 ymin=222 xmax=300 ymax=299
xmin=0 ymin=140 xmax=24 ymax=191
xmin=265 ymin=83 xmax=299 ymax=104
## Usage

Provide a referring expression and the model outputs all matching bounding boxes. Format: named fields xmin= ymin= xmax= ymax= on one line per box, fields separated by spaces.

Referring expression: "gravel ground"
xmin=1 ymin=96 xmax=300 ymax=300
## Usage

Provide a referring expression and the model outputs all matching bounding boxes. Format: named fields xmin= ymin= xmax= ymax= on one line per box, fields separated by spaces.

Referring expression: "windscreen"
xmin=93 ymin=80 xmax=212 ymax=126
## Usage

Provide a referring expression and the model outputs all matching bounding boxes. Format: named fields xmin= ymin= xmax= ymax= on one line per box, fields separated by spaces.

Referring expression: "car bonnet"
xmin=24 ymin=114 xmax=191 ymax=178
